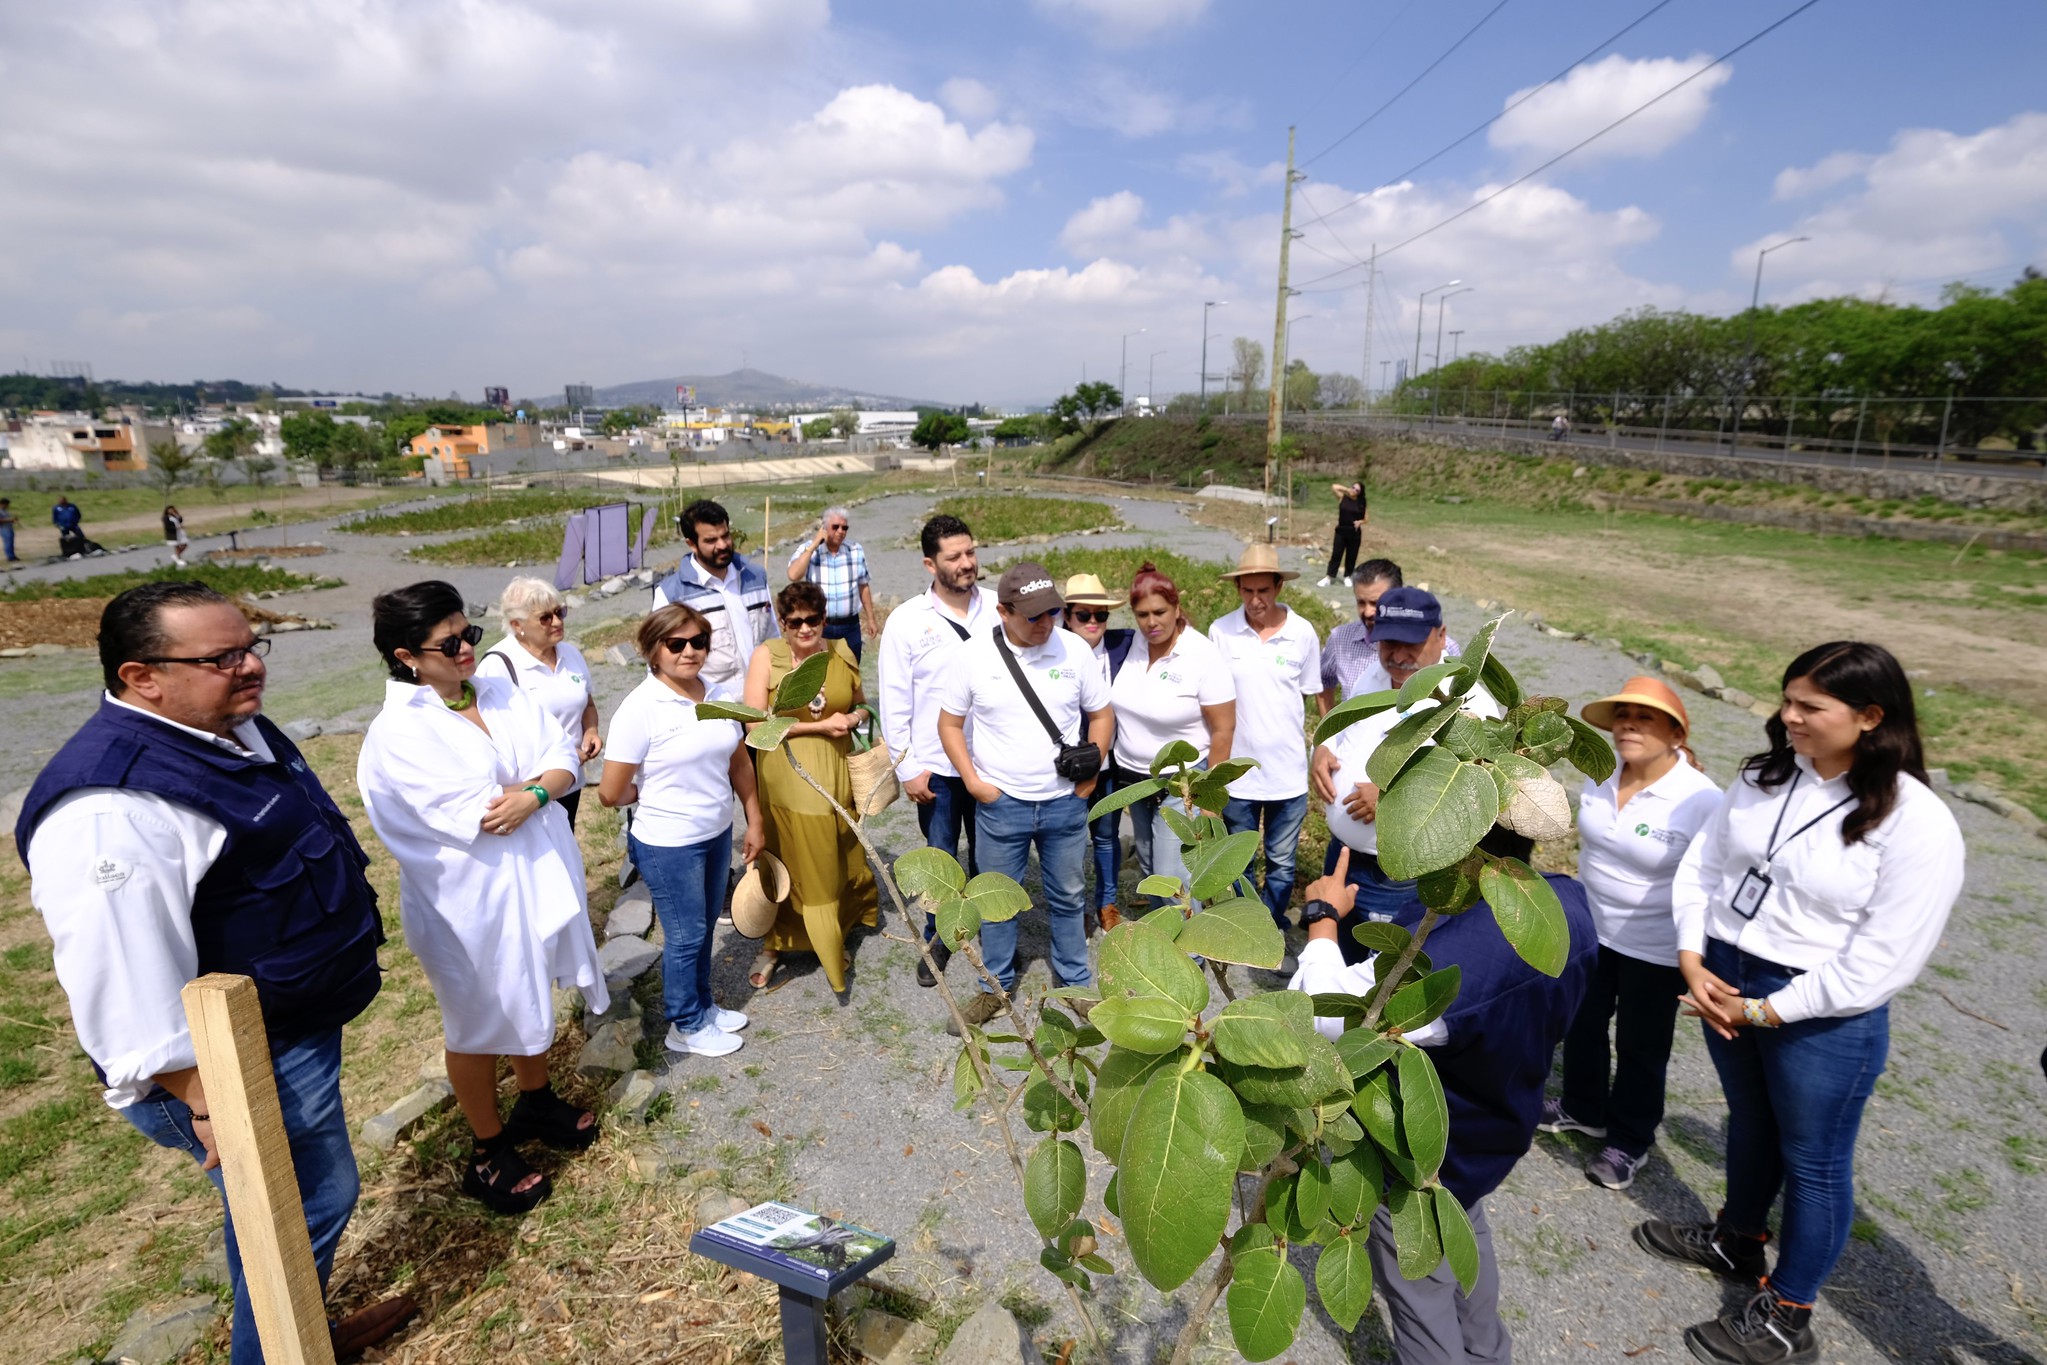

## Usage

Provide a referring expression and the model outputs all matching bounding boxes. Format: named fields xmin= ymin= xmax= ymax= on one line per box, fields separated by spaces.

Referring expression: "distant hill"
xmin=557 ymin=368 xmax=938 ymax=411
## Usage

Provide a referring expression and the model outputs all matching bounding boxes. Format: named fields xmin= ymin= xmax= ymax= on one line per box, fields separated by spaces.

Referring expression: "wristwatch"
xmin=1299 ymin=898 xmax=1341 ymax=928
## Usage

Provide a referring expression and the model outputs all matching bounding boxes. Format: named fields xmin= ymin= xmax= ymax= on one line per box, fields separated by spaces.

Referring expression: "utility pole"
xmin=1360 ymin=243 xmax=1376 ymax=408
xmin=1264 ymin=125 xmax=1302 ymax=504
xmin=1199 ymin=300 xmax=1226 ymax=415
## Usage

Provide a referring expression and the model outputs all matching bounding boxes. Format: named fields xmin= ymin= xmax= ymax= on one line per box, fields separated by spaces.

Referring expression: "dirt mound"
xmin=0 ymin=595 xmax=329 ymax=650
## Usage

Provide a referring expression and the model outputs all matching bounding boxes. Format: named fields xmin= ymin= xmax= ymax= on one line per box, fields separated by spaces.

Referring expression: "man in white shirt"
xmin=651 ymin=499 xmax=778 ymax=689
xmin=878 ymin=514 xmax=997 ymax=985
xmin=1210 ymin=544 xmax=1322 ymax=927
xmin=938 ymin=562 xmax=1113 ymax=1030
xmin=14 ymin=582 xmax=415 ymax=1364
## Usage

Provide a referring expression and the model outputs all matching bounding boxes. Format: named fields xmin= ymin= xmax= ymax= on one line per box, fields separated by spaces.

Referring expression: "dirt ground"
xmin=0 ymin=484 xmax=419 ymax=560
xmin=0 ymin=598 xmax=103 ymax=651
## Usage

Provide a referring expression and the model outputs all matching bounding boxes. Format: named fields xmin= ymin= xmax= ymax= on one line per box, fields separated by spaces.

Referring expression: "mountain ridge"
xmin=556 ymin=367 xmax=939 ymax=411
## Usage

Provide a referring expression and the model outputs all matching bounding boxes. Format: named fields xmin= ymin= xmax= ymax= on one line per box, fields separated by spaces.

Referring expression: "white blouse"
xmin=1672 ymin=753 xmax=1965 ymax=1023
xmin=1576 ymin=760 xmax=1723 ymax=965
xmin=475 ymin=636 xmax=594 ymax=793
xmin=1108 ymin=625 xmax=1236 ymax=772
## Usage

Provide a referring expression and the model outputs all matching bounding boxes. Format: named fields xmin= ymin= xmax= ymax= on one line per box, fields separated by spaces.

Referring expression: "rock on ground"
xmin=850 ymin=1310 xmax=938 ymax=1365
xmin=606 ymin=884 xmax=654 ymax=938
xmin=939 ymin=1300 xmax=1042 ymax=1365
xmin=359 ymin=1079 xmax=456 ymax=1151
xmin=576 ymin=1019 xmax=640 ymax=1076
xmin=101 ymin=1296 xmax=220 ymax=1365
xmin=598 ymin=934 xmax=659 ymax=989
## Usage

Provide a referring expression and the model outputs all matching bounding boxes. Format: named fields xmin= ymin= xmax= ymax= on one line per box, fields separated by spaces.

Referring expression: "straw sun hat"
xmin=1580 ymin=675 xmax=1691 ymax=736
xmin=1218 ymin=543 xmax=1300 ymax=583
xmin=1061 ymin=573 xmax=1122 ymax=607
xmin=730 ymin=850 xmax=791 ymax=939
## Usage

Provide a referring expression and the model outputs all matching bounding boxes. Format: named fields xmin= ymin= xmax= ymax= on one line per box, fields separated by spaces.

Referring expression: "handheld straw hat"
xmin=1218 ymin=543 xmax=1300 ymax=583
xmin=730 ymin=850 xmax=791 ymax=939
xmin=1581 ymin=675 xmax=1691 ymax=736
xmin=1061 ymin=573 xmax=1121 ymax=607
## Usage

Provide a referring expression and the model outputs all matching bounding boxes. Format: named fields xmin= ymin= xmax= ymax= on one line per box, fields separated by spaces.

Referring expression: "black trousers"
xmin=560 ymin=789 xmax=582 ymax=829
xmin=1326 ymin=523 xmax=1361 ymax=580
xmin=1560 ymin=944 xmax=1684 ymax=1157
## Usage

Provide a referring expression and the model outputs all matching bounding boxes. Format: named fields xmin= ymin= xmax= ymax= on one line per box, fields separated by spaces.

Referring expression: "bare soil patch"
xmin=205 ymin=545 xmax=330 ymax=561
xmin=0 ymin=598 xmax=103 ymax=652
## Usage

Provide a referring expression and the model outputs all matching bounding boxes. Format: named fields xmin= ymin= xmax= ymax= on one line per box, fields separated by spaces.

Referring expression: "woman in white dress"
xmin=475 ymin=577 xmax=602 ymax=827
xmin=358 ymin=580 xmax=609 ymax=1215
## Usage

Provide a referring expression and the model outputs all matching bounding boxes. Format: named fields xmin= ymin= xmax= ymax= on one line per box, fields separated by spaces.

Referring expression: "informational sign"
xmin=694 ymin=1202 xmax=894 ymax=1287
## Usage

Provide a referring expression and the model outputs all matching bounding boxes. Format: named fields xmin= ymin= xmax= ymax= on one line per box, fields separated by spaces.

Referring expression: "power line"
xmin=1300 ymin=0 xmax=1516 ymax=168
xmin=1295 ymin=0 xmax=1428 ymax=125
xmin=1294 ymin=0 xmax=1825 ymax=291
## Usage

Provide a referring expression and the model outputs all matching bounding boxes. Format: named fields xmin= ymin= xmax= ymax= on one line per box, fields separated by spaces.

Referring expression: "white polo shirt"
xmin=940 ymin=626 xmax=1109 ymax=802
xmin=476 ymin=636 xmax=595 ymax=793
xmin=1576 ymin=761 xmax=1723 ymax=965
xmin=1209 ymin=606 xmax=1321 ymax=800
xmin=1323 ymin=682 xmax=1501 ymax=856
xmin=878 ymin=586 xmax=998 ymax=781
xmin=603 ymin=675 xmax=745 ymax=847
xmin=1109 ymin=625 xmax=1237 ymax=772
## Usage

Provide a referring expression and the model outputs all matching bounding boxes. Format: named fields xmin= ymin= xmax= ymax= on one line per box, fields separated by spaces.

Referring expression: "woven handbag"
xmin=846 ymin=715 xmax=901 ymax=819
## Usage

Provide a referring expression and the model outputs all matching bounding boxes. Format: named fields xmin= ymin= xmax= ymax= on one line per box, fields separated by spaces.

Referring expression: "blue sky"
xmin=3 ymin=0 xmax=2043 ymax=407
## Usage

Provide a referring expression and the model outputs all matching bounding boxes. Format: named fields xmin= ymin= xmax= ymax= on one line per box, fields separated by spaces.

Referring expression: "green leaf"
xmin=1138 ymin=904 xmax=1186 ymax=936
xmin=1364 ymin=700 xmax=1460 ymax=789
xmin=1264 ymin=1170 xmax=1296 ymax=1236
xmin=1103 ymin=1171 xmax=1121 ymax=1218
xmin=1395 ymin=1048 xmax=1450 ymax=1183
xmin=694 ymin=699 xmax=768 ymax=724
xmin=1479 ymin=857 xmax=1570 ymax=977
xmin=1446 ymin=615 xmax=1505 ymax=700
xmin=1098 ymin=918 xmax=1208 ymax=1015
xmin=1415 ymin=853 xmax=1483 ymax=914
xmin=1212 ymin=993 xmax=1312 ymax=1068
xmin=1294 ymin=1153 xmax=1332 ymax=1227
xmin=1432 ymin=1188 xmax=1481 ymax=1295
xmin=1024 ymin=1137 xmax=1088 ymax=1238
xmin=1088 ymin=993 xmax=1192 ymax=1054
xmin=1088 ymin=1046 xmax=1177 ymax=1161
xmin=1397 ymin=660 xmax=1467 ymax=708
xmin=1089 ymin=776 xmax=1164 ymax=819
xmin=1159 ymin=803 xmax=1204 ymax=849
xmin=952 ymin=1039 xmax=986 ymax=1111
xmin=1034 ymin=1007 xmax=1079 ymax=1055
xmin=1038 ymin=1245 xmax=1090 ymax=1289
xmin=1375 ymin=748 xmax=1501 ymax=880
xmin=1231 ymin=1221 xmax=1276 ymax=1257
xmin=1119 ymin=1069 xmax=1245 ymax=1292
xmin=1435 ymin=712 xmax=1488 ymax=761
xmin=1478 ymin=649 xmax=1523 ymax=712
xmin=1313 ymin=687 xmax=1401 ymax=747
xmin=1351 ymin=1069 xmax=1422 ymax=1187
xmin=1148 ymin=739 xmax=1201 ymax=775
xmin=1239 ymin=1102 xmax=1292 ymax=1172
xmin=1315 ymin=1231 xmax=1375 ymax=1332
xmin=1382 ymin=965 xmax=1462 ymax=1035
xmin=771 ymin=650 xmax=830 ymax=712
xmin=1373 ymin=945 xmax=1432 ymax=991
xmin=962 ymin=871 xmax=1030 ymax=925
xmin=1199 ymin=756 xmax=1259 ymax=789
xmin=1326 ymin=1141 xmax=1384 ymax=1228
xmin=744 ymin=715 xmax=796 ymax=751
xmin=1226 ymin=1244 xmax=1305 ymax=1362
xmin=1386 ymin=1181 xmax=1444 ymax=1281
xmin=1215 ymin=1030 xmax=1353 ymax=1109
xmin=1565 ymin=715 xmax=1618 ymax=784
xmin=1311 ymin=992 xmax=1371 ymax=1027
xmin=1174 ymin=898 xmax=1285 ymax=968
xmin=1517 ymin=709 xmax=1573 ymax=765
xmin=1350 ymin=921 xmax=1412 ymax=956
xmin=893 ymin=847 xmax=966 ymax=901
xmin=1334 ymin=1029 xmax=1400 ymax=1080
xmin=1021 ymin=1065 xmax=1085 ymax=1134
xmin=1135 ymin=873 xmax=1184 ymax=898
xmin=1184 ymin=829 xmax=1263 ymax=900
xmin=933 ymin=897 xmax=981 ymax=949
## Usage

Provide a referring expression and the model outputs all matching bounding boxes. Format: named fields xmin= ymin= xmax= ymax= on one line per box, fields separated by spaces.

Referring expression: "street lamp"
xmin=1413 ymin=280 xmax=1463 ymax=381
xmin=1733 ymin=236 xmax=1810 ymax=451
xmin=1433 ymin=287 xmax=1473 ymax=376
xmin=1120 ymin=329 xmax=1146 ymax=416
xmin=1449 ymin=330 xmax=1465 ymax=364
xmin=1147 ymin=349 xmax=1168 ymax=412
xmin=1199 ymin=301 xmax=1227 ymax=413
xmin=1284 ymin=315 xmax=1315 ymax=410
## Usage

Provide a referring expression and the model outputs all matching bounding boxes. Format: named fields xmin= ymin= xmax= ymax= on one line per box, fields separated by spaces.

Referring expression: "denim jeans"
xmin=1088 ymin=767 xmax=1122 ymax=910
xmin=1222 ymin=793 xmax=1309 ymax=925
xmin=823 ymin=618 xmax=863 ymax=661
xmin=1326 ymin=841 xmax=1421 ymax=966
xmin=915 ymin=773 xmax=978 ymax=942
xmin=1129 ymin=761 xmax=1207 ymax=907
xmin=1703 ymin=936 xmax=1889 ymax=1304
xmin=631 ymin=828 xmax=732 ymax=1032
xmin=121 ymin=1029 xmax=357 ymax=1365
xmin=974 ymin=792 xmax=1092 ymax=992
xmin=0 ymin=524 xmax=14 ymax=560
xmin=1561 ymin=944 xmax=1685 ymax=1158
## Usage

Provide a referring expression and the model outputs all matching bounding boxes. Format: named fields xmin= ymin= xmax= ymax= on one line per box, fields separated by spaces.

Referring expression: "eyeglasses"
xmin=141 ymin=637 xmax=271 ymax=671
xmin=827 ymin=523 xmax=848 ymax=531
xmin=1067 ymin=609 xmax=1110 ymax=624
xmin=782 ymin=613 xmax=823 ymax=630
xmin=662 ymin=634 xmax=712 ymax=654
xmin=421 ymin=624 xmax=485 ymax=658
xmin=534 ymin=609 xmax=567 ymax=624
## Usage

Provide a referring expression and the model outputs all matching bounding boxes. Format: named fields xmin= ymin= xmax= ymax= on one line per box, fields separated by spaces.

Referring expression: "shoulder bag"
xmin=992 ymin=628 xmax=1101 ymax=785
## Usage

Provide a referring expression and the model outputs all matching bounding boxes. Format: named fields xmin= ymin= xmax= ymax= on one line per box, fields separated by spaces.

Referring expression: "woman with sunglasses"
xmin=476 ymin=577 xmax=602 ymax=827
xmin=1062 ymin=573 xmax=1135 ymax=931
xmin=598 ymin=604 xmax=765 ymax=1058
xmin=741 ymin=581 xmax=878 ymax=993
xmin=358 ymin=580 xmax=607 ymax=1215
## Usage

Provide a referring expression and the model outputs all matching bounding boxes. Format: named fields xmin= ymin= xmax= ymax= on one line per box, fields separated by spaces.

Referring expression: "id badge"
xmin=1731 ymin=867 xmax=1774 ymax=920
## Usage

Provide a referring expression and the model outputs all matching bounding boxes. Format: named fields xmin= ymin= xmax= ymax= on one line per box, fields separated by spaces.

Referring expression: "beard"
xmin=939 ymin=564 xmax=978 ymax=593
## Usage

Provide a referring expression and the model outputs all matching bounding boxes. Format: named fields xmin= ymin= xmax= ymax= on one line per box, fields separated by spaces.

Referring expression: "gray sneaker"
xmin=1536 ymin=1096 xmax=1608 ymax=1137
xmin=1586 ymin=1145 xmax=1645 ymax=1190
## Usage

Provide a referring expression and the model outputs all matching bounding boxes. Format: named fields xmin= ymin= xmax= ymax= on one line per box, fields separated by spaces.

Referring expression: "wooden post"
xmin=182 ymin=974 xmax=337 ymax=1365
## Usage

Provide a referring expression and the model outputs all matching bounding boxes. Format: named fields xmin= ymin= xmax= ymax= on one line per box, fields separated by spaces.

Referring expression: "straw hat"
xmin=1581 ymin=675 xmax=1691 ymax=736
xmin=1218 ymin=543 xmax=1300 ymax=583
xmin=730 ymin=850 xmax=791 ymax=939
xmin=1061 ymin=572 xmax=1121 ymax=607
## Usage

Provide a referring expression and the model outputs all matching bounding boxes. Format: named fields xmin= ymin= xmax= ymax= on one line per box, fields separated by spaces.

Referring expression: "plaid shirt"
xmin=791 ymin=540 xmax=871 ymax=619
xmin=1320 ymin=619 xmax=1463 ymax=698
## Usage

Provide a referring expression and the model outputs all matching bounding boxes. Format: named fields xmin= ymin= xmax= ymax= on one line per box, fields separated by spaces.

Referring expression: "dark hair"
xmin=1741 ymin=641 xmax=1925 ymax=845
xmin=1355 ymin=558 xmax=1402 ymax=589
xmin=777 ymin=581 xmax=826 ymax=620
xmin=637 ymin=603 xmax=712 ymax=665
xmin=1478 ymin=826 xmax=1535 ymax=864
xmin=680 ymin=499 xmax=729 ymax=544
xmin=371 ymin=580 xmax=466 ymax=681
xmin=99 ymin=581 xmax=234 ymax=693
xmin=920 ymin=513 xmax=973 ymax=559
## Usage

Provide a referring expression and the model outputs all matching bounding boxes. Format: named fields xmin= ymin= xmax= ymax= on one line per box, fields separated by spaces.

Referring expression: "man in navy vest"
xmin=1289 ymin=834 xmax=1599 ymax=1364
xmin=15 ymin=582 xmax=414 ymax=1363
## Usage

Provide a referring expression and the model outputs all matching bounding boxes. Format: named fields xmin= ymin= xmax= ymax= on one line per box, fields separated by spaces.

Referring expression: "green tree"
xmin=802 ymin=417 xmax=835 ymax=440
xmin=280 ymin=410 xmax=338 ymax=465
xmin=1283 ymin=359 xmax=1319 ymax=411
xmin=1072 ymin=382 xmax=1122 ymax=424
xmin=329 ymin=422 xmax=379 ymax=471
xmin=144 ymin=440 xmax=199 ymax=496
xmin=1233 ymin=337 xmax=1265 ymax=406
xmin=829 ymin=407 xmax=860 ymax=440
xmin=911 ymin=411 xmax=971 ymax=452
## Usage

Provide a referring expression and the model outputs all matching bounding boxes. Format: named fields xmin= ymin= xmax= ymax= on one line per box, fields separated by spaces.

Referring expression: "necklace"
xmin=444 ymin=682 xmax=476 ymax=711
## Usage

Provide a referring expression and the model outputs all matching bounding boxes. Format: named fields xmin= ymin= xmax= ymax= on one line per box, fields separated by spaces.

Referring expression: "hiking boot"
xmin=1536 ymin=1096 xmax=1607 ymax=1137
xmin=1097 ymin=904 xmax=1124 ymax=934
xmin=945 ymin=991 xmax=1006 ymax=1037
xmin=916 ymin=941 xmax=953 ymax=988
xmin=1634 ymin=1217 xmax=1769 ymax=1282
xmin=1684 ymin=1290 xmax=1816 ymax=1364
xmin=1586 ymin=1146 xmax=1645 ymax=1190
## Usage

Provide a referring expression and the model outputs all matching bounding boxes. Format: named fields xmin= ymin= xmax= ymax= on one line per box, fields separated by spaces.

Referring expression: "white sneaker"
xmin=1343 ymin=576 xmax=1353 ymax=586
xmin=1316 ymin=576 xmax=1332 ymax=587
xmin=712 ymin=1006 xmax=749 ymax=1031
xmin=665 ymin=1022 xmax=742 ymax=1057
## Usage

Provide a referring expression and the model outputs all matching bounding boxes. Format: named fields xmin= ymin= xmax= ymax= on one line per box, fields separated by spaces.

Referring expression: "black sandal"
xmin=462 ymin=1134 xmax=552 ymax=1214
xmin=502 ymin=1081 xmax=600 ymax=1151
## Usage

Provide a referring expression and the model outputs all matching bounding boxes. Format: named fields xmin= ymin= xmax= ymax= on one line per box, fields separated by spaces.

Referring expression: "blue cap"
xmin=1367 ymin=587 xmax=1443 ymax=644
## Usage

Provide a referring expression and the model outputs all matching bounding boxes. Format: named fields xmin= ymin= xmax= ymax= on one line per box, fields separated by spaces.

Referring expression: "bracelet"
xmin=1742 ymin=997 xmax=1777 ymax=1029
xmin=190 ymin=1112 xmax=209 ymax=1123
xmin=524 ymin=784 xmax=551 ymax=807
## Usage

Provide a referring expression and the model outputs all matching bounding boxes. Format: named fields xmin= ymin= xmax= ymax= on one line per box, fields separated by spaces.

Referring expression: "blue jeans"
xmin=121 ymin=1029 xmax=357 ymax=1365
xmin=974 ymin=792 xmax=1091 ymax=992
xmin=1223 ymin=794 xmax=1309 ymax=925
xmin=1088 ymin=767 xmax=1122 ymax=910
xmin=631 ymin=829 xmax=732 ymax=1032
xmin=824 ymin=618 xmax=862 ymax=661
xmin=1703 ymin=936 xmax=1888 ymax=1304
xmin=0 ymin=524 xmax=14 ymax=560
xmin=914 ymin=773 xmax=977 ymax=942
xmin=1326 ymin=841 xmax=1420 ymax=965
xmin=1128 ymin=760 xmax=1206 ymax=907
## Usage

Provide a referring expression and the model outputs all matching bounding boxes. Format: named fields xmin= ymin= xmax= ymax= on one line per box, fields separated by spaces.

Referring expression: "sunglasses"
xmin=1067 ymin=609 xmax=1111 ymax=624
xmin=662 ymin=634 xmax=712 ymax=654
xmin=782 ymin=613 xmax=823 ymax=630
xmin=534 ymin=609 xmax=567 ymax=624
xmin=422 ymin=624 xmax=485 ymax=658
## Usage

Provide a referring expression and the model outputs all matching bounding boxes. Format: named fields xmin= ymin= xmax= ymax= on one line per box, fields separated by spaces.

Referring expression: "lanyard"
xmin=1760 ymin=769 xmax=1855 ymax=870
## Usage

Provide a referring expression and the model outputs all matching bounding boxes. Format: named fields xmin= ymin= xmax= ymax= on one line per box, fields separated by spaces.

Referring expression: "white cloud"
xmin=1177 ymin=150 xmax=1283 ymax=198
xmin=938 ymin=77 xmax=1000 ymax=122
xmin=1058 ymin=69 xmax=1250 ymax=138
xmin=1059 ymin=192 xmax=1217 ymax=260
xmin=1032 ymin=0 xmax=1209 ymax=47
xmin=1489 ymin=54 xmax=1732 ymax=162
xmin=1772 ymin=151 xmax=1874 ymax=201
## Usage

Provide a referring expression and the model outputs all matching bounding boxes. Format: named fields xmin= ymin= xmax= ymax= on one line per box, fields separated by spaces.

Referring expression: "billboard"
xmin=484 ymin=386 xmax=510 ymax=409
xmin=675 ymin=385 xmax=696 ymax=406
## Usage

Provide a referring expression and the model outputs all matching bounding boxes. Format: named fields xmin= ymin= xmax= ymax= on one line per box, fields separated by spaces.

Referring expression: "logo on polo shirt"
xmin=1635 ymin=822 xmax=1651 ymax=836
xmin=1159 ymin=669 xmax=1183 ymax=683
xmin=1047 ymin=667 xmax=1067 ymax=680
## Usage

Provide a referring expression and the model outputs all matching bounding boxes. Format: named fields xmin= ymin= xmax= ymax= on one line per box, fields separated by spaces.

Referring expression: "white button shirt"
xmin=1672 ymin=754 xmax=1965 ymax=1023
xmin=939 ymin=626 xmax=1109 ymax=802
xmin=878 ymin=586 xmax=998 ymax=782
xmin=1576 ymin=760 xmax=1723 ymax=965
xmin=27 ymin=696 xmax=274 ymax=1109
xmin=1209 ymin=606 xmax=1321 ymax=800
xmin=1108 ymin=625 xmax=1236 ymax=772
